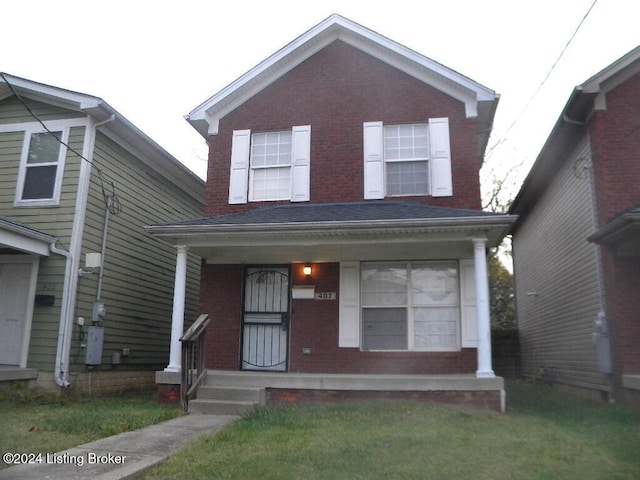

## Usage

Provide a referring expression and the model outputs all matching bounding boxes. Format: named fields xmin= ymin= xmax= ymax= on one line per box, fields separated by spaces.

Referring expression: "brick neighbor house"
xmin=148 ymin=14 xmax=516 ymax=412
xmin=510 ymin=46 xmax=640 ymax=408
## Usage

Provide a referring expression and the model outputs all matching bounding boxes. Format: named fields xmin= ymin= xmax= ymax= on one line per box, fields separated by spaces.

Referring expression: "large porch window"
xmin=361 ymin=261 xmax=459 ymax=351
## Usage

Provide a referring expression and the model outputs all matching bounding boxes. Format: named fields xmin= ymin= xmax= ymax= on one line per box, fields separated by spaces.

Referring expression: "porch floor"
xmin=204 ymin=369 xmax=504 ymax=392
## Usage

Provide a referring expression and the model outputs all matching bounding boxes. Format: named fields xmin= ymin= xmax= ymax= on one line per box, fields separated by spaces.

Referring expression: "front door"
xmin=0 ymin=262 xmax=33 ymax=365
xmin=241 ymin=266 xmax=290 ymax=371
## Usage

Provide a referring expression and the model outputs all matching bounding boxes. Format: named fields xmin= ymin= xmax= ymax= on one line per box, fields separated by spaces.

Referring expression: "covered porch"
xmin=147 ymin=202 xmax=516 ymax=411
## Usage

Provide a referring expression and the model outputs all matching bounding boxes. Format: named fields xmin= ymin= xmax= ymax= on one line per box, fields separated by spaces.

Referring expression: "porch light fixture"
xmin=303 ymin=265 xmax=312 ymax=276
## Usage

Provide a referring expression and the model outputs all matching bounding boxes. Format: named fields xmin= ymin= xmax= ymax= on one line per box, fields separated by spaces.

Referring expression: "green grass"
xmin=0 ymin=385 xmax=183 ymax=470
xmin=142 ymin=381 xmax=640 ymax=480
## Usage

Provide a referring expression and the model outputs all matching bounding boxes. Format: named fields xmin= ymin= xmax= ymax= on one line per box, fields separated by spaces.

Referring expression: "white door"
xmin=0 ymin=262 xmax=33 ymax=365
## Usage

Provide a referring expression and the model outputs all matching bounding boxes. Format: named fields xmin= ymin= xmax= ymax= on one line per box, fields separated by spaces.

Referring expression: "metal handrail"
xmin=180 ymin=314 xmax=211 ymax=411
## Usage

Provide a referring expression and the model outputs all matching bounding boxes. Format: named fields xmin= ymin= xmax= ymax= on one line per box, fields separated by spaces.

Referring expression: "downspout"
xmin=50 ymin=242 xmax=73 ymax=387
xmin=52 ymin=114 xmax=115 ymax=388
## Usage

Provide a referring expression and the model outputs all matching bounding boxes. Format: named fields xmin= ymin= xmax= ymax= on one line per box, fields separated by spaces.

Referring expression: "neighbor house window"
xmin=249 ymin=130 xmax=293 ymax=201
xmin=361 ymin=261 xmax=460 ymax=351
xmin=228 ymin=126 xmax=311 ymax=204
xmin=384 ymin=123 xmax=430 ymax=196
xmin=16 ymin=129 xmax=68 ymax=206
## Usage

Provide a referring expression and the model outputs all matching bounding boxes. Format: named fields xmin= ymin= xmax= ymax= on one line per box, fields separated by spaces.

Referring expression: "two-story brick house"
xmin=148 ymin=15 xmax=516 ymax=411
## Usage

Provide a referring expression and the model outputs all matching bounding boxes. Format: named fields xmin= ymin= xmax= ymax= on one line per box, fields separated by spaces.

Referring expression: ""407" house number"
xmin=314 ymin=292 xmax=336 ymax=300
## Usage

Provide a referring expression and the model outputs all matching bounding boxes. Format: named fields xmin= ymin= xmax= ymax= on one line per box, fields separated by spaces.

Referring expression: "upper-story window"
xmin=364 ymin=118 xmax=451 ymax=199
xmin=250 ymin=130 xmax=293 ymax=201
xmin=15 ymin=128 xmax=68 ymax=206
xmin=384 ymin=123 xmax=430 ymax=196
xmin=228 ymin=125 xmax=311 ymax=204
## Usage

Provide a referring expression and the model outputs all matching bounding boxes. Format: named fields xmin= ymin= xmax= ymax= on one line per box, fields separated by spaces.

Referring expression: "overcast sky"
xmin=2 ymin=0 xmax=639 ymax=202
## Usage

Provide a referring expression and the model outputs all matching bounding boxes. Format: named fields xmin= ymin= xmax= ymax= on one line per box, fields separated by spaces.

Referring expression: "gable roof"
xmin=509 ymin=46 xmax=640 ymax=227
xmin=0 ymin=72 xmax=204 ymax=202
xmin=187 ymin=14 xmax=499 ymax=148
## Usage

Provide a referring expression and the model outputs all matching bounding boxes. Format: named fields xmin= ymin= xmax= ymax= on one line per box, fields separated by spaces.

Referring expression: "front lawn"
xmin=142 ymin=380 xmax=640 ymax=480
xmin=0 ymin=385 xmax=182 ymax=470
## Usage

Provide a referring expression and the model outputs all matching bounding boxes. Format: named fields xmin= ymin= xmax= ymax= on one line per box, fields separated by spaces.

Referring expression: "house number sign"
xmin=315 ymin=292 xmax=336 ymax=300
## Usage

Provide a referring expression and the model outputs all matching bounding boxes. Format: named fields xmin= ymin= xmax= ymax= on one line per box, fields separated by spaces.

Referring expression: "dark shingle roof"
xmin=162 ymin=201 xmax=499 ymax=227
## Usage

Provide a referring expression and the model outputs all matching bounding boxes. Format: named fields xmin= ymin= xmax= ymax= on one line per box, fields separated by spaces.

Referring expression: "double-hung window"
xmin=228 ymin=125 xmax=311 ymax=204
xmin=16 ymin=128 xmax=68 ymax=206
xmin=249 ymin=130 xmax=293 ymax=201
xmin=384 ymin=123 xmax=430 ymax=196
xmin=361 ymin=261 xmax=460 ymax=351
xmin=363 ymin=118 xmax=451 ymax=199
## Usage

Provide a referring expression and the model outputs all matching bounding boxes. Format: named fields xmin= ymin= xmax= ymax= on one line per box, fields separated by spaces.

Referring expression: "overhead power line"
xmin=486 ymin=0 xmax=599 ymax=160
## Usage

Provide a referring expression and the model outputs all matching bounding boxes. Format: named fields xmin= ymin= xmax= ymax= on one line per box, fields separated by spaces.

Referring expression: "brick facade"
xmin=202 ymin=262 xmax=477 ymax=374
xmin=205 ymin=41 xmax=481 ymax=216
xmin=199 ymin=40 xmax=484 ymax=377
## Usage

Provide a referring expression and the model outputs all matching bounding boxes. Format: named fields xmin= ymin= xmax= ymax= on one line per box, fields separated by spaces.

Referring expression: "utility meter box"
xmin=86 ymin=326 xmax=104 ymax=365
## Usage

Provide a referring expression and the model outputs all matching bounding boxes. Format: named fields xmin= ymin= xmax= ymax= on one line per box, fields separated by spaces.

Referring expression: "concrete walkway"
xmin=0 ymin=413 xmax=238 ymax=480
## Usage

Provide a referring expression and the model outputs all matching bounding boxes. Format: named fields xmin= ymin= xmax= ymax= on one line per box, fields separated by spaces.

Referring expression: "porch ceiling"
xmin=146 ymin=211 xmax=516 ymax=264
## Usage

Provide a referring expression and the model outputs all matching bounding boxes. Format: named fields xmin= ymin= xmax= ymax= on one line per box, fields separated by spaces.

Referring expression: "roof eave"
xmin=186 ymin=14 xmax=498 ymax=137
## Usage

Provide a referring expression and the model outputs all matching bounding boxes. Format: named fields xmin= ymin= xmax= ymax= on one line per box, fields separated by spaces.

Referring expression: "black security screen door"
xmin=241 ymin=267 xmax=290 ymax=371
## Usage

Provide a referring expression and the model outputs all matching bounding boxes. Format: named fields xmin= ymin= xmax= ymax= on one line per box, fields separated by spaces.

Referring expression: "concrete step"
xmin=197 ymin=385 xmax=266 ymax=403
xmin=189 ymin=398 xmax=258 ymax=415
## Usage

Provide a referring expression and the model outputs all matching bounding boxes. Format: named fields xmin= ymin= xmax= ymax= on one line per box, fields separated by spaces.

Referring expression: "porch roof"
xmin=0 ymin=215 xmax=55 ymax=256
xmin=588 ymin=207 xmax=640 ymax=256
xmin=146 ymin=202 xmax=516 ymax=264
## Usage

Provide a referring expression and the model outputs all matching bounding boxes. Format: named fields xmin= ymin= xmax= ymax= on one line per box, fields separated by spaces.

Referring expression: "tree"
xmin=488 ymin=255 xmax=516 ymax=330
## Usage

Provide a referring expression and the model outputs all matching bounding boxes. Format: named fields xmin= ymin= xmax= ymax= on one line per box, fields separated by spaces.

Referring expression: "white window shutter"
xmin=228 ymin=129 xmax=251 ymax=204
xmin=363 ymin=121 xmax=384 ymax=199
xmin=339 ymin=261 xmax=361 ymax=348
xmin=460 ymin=259 xmax=478 ymax=348
xmin=429 ymin=117 xmax=452 ymax=197
xmin=291 ymin=125 xmax=311 ymax=202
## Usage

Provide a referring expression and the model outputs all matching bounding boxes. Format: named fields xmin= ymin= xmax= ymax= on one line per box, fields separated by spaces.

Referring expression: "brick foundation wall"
xmin=267 ymin=389 xmax=502 ymax=412
xmin=35 ymin=370 xmax=156 ymax=396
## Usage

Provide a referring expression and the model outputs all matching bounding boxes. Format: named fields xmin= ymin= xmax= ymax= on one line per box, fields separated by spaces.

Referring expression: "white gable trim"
xmin=187 ymin=14 xmax=497 ymax=136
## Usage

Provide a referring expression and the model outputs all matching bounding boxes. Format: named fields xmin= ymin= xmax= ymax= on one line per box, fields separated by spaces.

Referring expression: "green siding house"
xmin=0 ymin=73 xmax=204 ymax=393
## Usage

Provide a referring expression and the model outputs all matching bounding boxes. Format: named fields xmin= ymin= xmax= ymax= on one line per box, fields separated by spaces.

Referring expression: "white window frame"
xmin=363 ymin=118 xmax=452 ymax=199
xmin=384 ymin=123 xmax=430 ymax=197
xmin=360 ymin=261 xmax=461 ymax=352
xmin=249 ymin=130 xmax=293 ymax=202
xmin=228 ymin=125 xmax=311 ymax=204
xmin=14 ymin=126 xmax=69 ymax=207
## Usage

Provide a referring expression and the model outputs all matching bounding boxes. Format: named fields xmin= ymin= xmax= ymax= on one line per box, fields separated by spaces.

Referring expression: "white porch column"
xmin=473 ymin=237 xmax=494 ymax=378
xmin=165 ymin=245 xmax=188 ymax=372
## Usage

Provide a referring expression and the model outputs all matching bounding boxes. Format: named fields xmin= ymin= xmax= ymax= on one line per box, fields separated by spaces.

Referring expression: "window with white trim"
xmin=363 ymin=118 xmax=451 ymax=199
xmin=15 ymin=128 xmax=68 ymax=206
xmin=384 ymin=123 xmax=430 ymax=196
xmin=250 ymin=130 xmax=292 ymax=201
xmin=361 ymin=261 xmax=460 ymax=351
xmin=228 ymin=125 xmax=311 ymax=204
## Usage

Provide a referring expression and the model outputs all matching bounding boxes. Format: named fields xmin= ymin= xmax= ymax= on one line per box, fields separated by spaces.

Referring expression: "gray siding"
xmin=71 ymin=131 xmax=202 ymax=371
xmin=513 ymin=134 xmax=607 ymax=391
xmin=0 ymin=99 xmax=85 ymax=371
